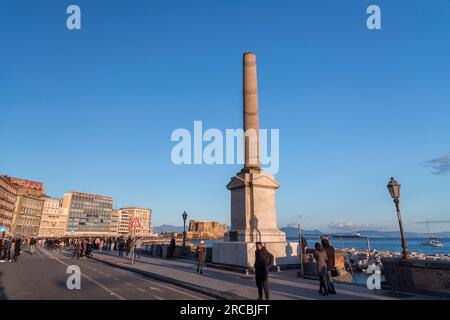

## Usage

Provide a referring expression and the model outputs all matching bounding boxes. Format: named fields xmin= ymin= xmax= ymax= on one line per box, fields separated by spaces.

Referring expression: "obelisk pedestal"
xmin=213 ymin=52 xmax=299 ymax=269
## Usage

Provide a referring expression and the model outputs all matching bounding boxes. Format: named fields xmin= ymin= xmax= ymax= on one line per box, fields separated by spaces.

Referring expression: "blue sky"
xmin=1 ymin=0 xmax=450 ymax=232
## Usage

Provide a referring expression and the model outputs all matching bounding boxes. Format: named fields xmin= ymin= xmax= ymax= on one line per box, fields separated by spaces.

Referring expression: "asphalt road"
xmin=0 ymin=246 xmax=212 ymax=300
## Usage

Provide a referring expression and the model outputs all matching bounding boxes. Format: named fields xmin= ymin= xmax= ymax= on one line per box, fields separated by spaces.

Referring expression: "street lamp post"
xmin=387 ymin=177 xmax=411 ymax=259
xmin=182 ymin=211 xmax=188 ymax=247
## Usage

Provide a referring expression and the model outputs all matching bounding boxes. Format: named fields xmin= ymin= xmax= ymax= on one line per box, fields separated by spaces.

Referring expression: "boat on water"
xmin=420 ymin=219 xmax=444 ymax=247
xmin=332 ymin=231 xmax=361 ymax=239
xmin=421 ymin=238 xmax=444 ymax=247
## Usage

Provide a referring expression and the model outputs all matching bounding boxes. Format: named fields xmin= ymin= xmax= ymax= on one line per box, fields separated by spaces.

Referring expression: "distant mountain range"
xmin=153 ymin=225 xmax=184 ymax=234
xmin=281 ymin=227 xmax=450 ymax=239
xmin=281 ymin=227 xmax=323 ymax=238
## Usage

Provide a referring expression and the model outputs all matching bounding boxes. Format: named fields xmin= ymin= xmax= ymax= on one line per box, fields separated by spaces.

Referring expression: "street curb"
xmin=90 ymin=255 xmax=246 ymax=300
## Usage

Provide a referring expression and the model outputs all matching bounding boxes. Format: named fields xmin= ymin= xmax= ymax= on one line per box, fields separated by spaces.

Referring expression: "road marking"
xmin=53 ymin=249 xmax=204 ymax=300
xmin=153 ymin=295 xmax=164 ymax=300
xmin=103 ymin=265 xmax=202 ymax=300
xmin=40 ymin=249 xmax=125 ymax=300
xmin=137 ymin=288 xmax=146 ymax=293
xmin=124 ymin=282 xmax=132 ymax=286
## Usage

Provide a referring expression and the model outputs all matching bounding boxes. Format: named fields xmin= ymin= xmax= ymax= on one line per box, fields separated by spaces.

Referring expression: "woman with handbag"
xmin=314 ymin=242 xmax=329 ymax=296
xmin=321 ymin=236 xmax=337 ymax=294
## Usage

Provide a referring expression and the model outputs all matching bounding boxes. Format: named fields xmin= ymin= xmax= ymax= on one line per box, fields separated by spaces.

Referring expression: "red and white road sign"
xmin=130 ymin=217 xmax=141 ymax=229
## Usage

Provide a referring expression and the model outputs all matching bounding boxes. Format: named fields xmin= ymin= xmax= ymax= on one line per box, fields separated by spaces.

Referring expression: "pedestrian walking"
xmin=321 ymin=236 xmax=337 ymax=294
xmin=80 ymin=241 xmax=85 ymax=258
xmin=4 ymin=237 xmax=12 ymax=261
xmin=73 ymin=241 xmax=81 ymax=259
xmin=125 ymin=237 xmax=132 ymax=256
xmin=0 ymin=239 xmax=6 ymax=262
xmin=254 ymin=242 xmax=274 ymax=300
xmin=85 ymin=240 xmax=92 ymax=258
xmin=9 ymin=239 xmax=16 ymax=262
xmin=99 ymin=239 xmax=104 ymax=253
xmin=14 ymin=238 xmax=21 ymax=261
xmin=29 ymin=237 xmax=36 ymax=254
xmin=196 ymin=241 xmax=206 ymax=274
xmin=118 ymin=238 xmax=124 ymax=256
xmin=134 ymin=237 xmax=142 ymax=259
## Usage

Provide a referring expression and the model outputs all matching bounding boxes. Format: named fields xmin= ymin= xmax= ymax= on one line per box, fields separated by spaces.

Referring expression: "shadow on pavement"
xmin=0 ymin=272 xmax=7 ymax=300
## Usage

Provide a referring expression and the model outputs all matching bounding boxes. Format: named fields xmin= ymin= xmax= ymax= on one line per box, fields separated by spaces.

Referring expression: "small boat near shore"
xmin=421 ymin=239 xmax=444 ymax=247
xmin=420 ymin=219 xmax=444 ymax=247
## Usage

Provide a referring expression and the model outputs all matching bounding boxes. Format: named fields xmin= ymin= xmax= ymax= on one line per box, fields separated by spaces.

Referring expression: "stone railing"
xmin=382 ymin=257 xmax=450 ymax=297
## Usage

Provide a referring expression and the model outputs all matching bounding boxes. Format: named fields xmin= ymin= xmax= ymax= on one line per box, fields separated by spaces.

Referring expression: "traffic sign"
xmin=0 ymin=226 xmax=6 ymax=232
xmin=130 ymin=217 xmax=141 ymax=229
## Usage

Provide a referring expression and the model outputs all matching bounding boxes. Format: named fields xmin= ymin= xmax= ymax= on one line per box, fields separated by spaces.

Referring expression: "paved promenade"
xmin=0 ymin=247 xmax=210 ymax=300
xmin=91 ymin=250 xmax=434 ymax=300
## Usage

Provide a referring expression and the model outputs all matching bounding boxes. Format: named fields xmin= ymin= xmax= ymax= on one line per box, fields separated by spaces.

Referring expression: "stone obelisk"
xmin=213 ymin=52 xmax=295 ymax=268
xmin=243 ymin=52 xmax=260 ymax=171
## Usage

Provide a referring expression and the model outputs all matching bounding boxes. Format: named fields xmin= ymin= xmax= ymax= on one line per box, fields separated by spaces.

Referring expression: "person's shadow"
xmin=285 ymin=242 xmax=293 ymax=257
xmin=250 ymin=215 xmax=261 ymax=242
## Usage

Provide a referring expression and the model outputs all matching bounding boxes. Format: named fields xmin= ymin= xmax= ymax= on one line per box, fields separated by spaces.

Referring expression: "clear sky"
xmin=1 ymin=0 xmax=450 ymax=232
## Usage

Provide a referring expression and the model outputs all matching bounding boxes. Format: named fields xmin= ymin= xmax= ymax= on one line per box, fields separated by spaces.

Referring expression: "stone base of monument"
xmin=212 ymin=241 xmax=300 ymax=270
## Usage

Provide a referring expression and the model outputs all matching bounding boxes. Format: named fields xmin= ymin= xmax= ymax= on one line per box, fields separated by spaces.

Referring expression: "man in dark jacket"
xmin=254 ymin=242 xmax=274 ymax=300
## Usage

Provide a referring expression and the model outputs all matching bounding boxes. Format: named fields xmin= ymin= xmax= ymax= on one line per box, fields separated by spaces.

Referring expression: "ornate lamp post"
xmin=182 ymin=211 xmax=188 ymax=246
xmin=387 ymin=177 xmax=411 ymax=259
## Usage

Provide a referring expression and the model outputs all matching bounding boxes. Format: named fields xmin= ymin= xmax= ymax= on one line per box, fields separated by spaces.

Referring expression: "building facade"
xmin=187 ymin=220 xmax=227 ymax=240
xmin=110 ymin=209 xmax=120 ymax=236
xmin=62 ymin=191 xmax=113 ymax=237
xmin=118 ymin=207 xmax=152 ymax=237
xmin=38 ymin=197 xmax=68 ymax=237
xmin=0 ymin=176 xmax=17 ymax=234
xmin=117 ymin=209 xmax=130 ymax=236
xmin=11 ymin=194 xmax=45 ymax=237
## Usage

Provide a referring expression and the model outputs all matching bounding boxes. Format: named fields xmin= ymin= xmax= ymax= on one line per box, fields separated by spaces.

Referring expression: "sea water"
xmin=193 ymin=237 xmax=450 ymax=255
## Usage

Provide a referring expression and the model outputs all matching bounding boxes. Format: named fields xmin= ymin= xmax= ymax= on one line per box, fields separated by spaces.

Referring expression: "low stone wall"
xmin=382 ymin=257 xmax=450 ymax=296
xmin=143 ymin=244 xmax=193 ymax=259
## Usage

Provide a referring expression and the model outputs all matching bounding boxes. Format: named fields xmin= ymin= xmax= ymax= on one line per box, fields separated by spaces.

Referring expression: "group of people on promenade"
xmin=69 ymin=236 xmax=144 ymax=260
xmin=0 ymin=237 xmax=22 ymax=263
